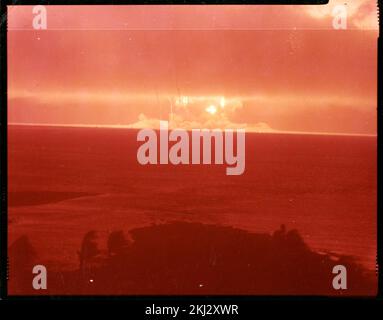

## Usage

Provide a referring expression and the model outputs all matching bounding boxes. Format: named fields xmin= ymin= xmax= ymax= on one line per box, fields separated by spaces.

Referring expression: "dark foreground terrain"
xmin=9 ymin=222 xmax=376 ymax=295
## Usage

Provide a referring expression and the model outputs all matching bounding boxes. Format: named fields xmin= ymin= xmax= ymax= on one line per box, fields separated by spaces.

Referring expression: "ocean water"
xmin=8 ymin=125 xmax=377 ymax=272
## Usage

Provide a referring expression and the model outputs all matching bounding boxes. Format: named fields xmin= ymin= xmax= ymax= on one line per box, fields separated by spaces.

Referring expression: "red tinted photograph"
xmin=6 ymin=0 xmax=378 ymax=296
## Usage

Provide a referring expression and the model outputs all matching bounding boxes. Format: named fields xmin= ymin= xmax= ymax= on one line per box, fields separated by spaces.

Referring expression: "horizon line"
xmin=8 ymin=122 xmax=377 ymax=138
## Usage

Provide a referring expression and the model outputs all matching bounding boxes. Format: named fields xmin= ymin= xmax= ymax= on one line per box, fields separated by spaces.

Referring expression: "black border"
xmin=1 ymin=0 xmax=382 ymax=305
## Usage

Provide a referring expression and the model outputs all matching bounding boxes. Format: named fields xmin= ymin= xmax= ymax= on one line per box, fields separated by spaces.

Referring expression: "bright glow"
xmin=206 ymin=105 xmax=217 ymax=115
xmin=181 ymin=96 xmax=189 ymax=105
xmin=220 ymin=97 xmax=225 ymax=108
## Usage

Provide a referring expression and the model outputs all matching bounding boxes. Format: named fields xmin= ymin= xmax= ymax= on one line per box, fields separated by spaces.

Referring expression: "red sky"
xmin=8 ymin=1 xmax=378 ymax=134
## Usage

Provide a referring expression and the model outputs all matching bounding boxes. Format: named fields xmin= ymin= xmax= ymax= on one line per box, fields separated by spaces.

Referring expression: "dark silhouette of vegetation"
xmin=8 ymin=223 xmax=377 ymax=295
xmin=107 ymin=230 xmax=130 ymax=257
xmin=8 ymin=236 xmax=37 ymax=294
xmin=78 ymin=231 xmax=100 ymax=279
